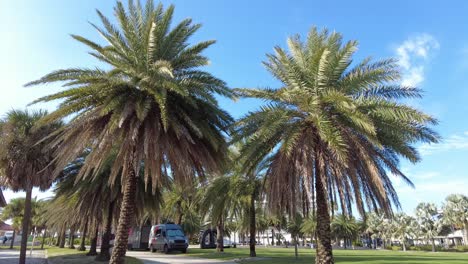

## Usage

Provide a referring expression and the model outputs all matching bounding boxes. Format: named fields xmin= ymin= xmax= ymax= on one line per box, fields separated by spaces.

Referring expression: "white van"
xmin=148 ymin=224 xmax=189 ymax=254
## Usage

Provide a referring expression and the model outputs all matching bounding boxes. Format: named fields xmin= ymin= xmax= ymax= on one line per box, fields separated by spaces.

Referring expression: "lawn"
xmin=186 ymin=247 xmax=468 ymax=264
xmin=46 ymin=247 xmax=142 ymax=264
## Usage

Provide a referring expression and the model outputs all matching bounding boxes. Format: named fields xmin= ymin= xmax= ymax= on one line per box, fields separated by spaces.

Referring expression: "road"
xmin=126 ymin=251 xmax=237 ymax=264
xmin=0 ymin=249 xmax=45 ymax=264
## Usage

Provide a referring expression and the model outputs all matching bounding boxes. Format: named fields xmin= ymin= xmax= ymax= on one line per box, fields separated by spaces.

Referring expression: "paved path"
xmin=126 ymin=251 xmax=237 ymax=264
xmin=0 ymin=249 xmax=46 ymax=264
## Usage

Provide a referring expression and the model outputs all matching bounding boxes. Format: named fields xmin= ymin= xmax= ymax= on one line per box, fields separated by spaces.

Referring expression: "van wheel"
xmin=150 ymin=245 xmax=156 ymax=253
xmin=182 ymin=248 xmax=187 ymax=254
xmin=164 ymin=244 xmax=169 ymax=254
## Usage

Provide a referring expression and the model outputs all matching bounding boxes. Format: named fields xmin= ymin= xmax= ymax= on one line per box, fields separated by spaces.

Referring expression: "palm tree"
xmin=26 ymin=1 xmax=232 ymax=262
xmin=442 ymin=194 xmax=468 ymax=245
xmin=300 ymin=216 xmax=316 ymax=246
xmin=331 ymin=214 xmax=358 ymax=249
xmin=391 ymin=213 xmax=417 ymax=251
xmin=415 ymin=202 xmax=442 ymax=252
xmin=287 ymin=213 xmax=304 ymax=259
xmin=1 ymin=198 xmax=27 ymax=249
xmin=0 ymin=109 xmax=62 ymax=264
xmin=233 ymin=27 xmax=438 ymax=264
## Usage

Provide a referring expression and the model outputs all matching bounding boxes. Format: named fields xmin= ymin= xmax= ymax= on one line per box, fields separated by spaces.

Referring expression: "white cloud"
xmin=395 ymin=34 xmax=439 ymax=87
xmin=419 ymin=131 xmax=468 ymax=156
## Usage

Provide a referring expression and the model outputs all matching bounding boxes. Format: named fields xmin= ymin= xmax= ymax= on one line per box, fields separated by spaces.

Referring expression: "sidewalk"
xmin=0 ymin=249 xmax=46 ymax=264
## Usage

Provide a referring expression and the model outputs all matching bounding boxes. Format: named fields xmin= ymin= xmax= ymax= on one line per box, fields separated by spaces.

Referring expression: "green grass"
xmin=46 ymin=247 xmax=142 ymax=264
xmin=186 ymin=247 xmax=468 ymax=264
xmin=0 ymin=245 xmax=50 ymax=250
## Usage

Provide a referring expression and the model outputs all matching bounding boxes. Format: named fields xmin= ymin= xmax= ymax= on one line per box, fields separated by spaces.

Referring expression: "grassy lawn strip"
xmin=187 ymin=247 xmax=468 ymax=264
xmin=46 ymin=247 xmax=142 ymax=264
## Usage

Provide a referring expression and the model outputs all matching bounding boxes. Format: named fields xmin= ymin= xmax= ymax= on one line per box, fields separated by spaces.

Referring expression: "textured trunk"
xmin=68 ymin=226 xmax=76 ymax=249
xmin=315 ymin=150 xmax=334 ymax=264
xmin=9 ymin=229 xmax=16 ymax=249
xmin=177 ymin=201 xmax=183 ymax=225
xmin=19 ymin=187 xmax=33 ymax=264
xmin=294 ymin=235 xmax=298 ymax=259
xmin=96 ymin=201 xmax=115 ymax=261
xmin=271 ymin=229 xmax=275 ymax=246
xmin=402 ymin=238 xmax=406 ymax=251
xmin=78 ymin=220 xmax=88 ymax=251
xmin=109 ymin=164 xmax=137 ymax=264
xmin=87 ymin=223 xmax=99 ymax=256
xmin=431 ymin=238 xmax=436 ymax=252
xmin=249 ymin=194 xmax=256 ymax=257
xmin=216 ymin=218 xmax=224 ymax=252
xmin=59 ymin=226 xmax=66 ymax=248
xmin=41 ymin=228 xmax=47 ymax=250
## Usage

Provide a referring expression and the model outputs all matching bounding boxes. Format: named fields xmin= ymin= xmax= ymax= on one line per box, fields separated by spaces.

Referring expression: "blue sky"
xmin=1 ymin=0 xmax=468 ymax=215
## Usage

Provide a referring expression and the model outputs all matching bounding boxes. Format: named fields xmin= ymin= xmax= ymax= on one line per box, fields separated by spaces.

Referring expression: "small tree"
xmin=442 ymin=194 xmax=468 ymax=245
xmin=415 ymin=202 xmax=443 ymax=252
xmin=392 ymin=213 xmax=417 ymax=251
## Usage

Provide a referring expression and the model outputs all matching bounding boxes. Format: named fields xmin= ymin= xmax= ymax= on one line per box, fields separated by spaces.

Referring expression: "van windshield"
xmin=167 ymin=229 xmax=184 ymax=237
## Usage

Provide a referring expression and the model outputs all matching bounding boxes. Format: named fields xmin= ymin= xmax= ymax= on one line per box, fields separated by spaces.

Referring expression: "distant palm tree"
xmin=415 ymin=202 xmax=443 ymax=252
xmin=442 ymin=194 xmax=468 ymax=245
xmin=287 ymin=213 xmax=304 ymax=259
xmin=0 ymin=109 xmax=62 ymax=264
xmin=331 ymin=214 xmax=358 ymax=249
xmin=300 ymin=216 xmax=316 ymax=245
xmin=26 ymin=1 xmax=232 ymax=262
xmin=233 ymin=27 xmax=438 ymax=263
xmin=391 ymin=213 xmax=417 ymax=251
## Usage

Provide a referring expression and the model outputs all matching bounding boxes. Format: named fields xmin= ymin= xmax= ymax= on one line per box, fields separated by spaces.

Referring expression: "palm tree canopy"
xmin=331 ymin=214 xmax=358 ymax=240
xmin=26 ymin=0 xmax=233 ymax=191
xmin=234 ymin=27 xmax=439 ymax=216
xmin=0 ymin=109 xmax=62 ymax=191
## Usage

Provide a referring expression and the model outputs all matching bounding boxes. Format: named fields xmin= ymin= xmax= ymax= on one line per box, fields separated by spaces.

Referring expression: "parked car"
xmin=148 ymin=224 xmax=188 ymax=254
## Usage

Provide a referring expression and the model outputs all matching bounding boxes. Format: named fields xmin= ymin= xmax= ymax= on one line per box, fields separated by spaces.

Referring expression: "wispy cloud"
xmin=395 ymin=34 xmax=439 ymax=87
xmin=419 ymin=131 xmax=468 ymax=156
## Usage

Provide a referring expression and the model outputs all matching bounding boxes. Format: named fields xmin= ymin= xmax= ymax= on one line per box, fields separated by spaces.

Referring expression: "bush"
xmin=385 ymin=245 xmax=401 ymax=251
xmin=354 ymin=241 xmax=363 ymax=247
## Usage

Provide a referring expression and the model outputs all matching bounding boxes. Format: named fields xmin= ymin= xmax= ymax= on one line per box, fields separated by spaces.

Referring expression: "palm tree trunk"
xmin=87 ymin=223 xmax=99 ymax=256
xmin=68 ymin=226 xmax=76 ymax=249
xmin=19 ymin=186 xmax=33 ymax=264
xmin=294 ymin=235 xmax=298 ymax=259
xmin=216 ymin=218 xmax=224 ymax=252
xmin=9 ymin=230 xmax=16 ymax=249
xmin=402 ymin=238 xmax=406 ymax=251
xmin=271 ymin=229 xmax=275 ymax=246
xmin=109 ymin=165 xmax=138 ymax=264
xmin=96 ymin=201 xmax=115 ymax=261
xmin=315 ymin=151 xmax=334 ymax=264
xmin=41 ymin=228 xmax=47 ymax=250
xmin=78 ymin=220 xmax=88 ymax=251
xmin=249 ymin=194 xmax=256 ymax=257
xmin=431 ymin=238 xmax=436 ymax=252
xmin=59 ymin=226 xmax=66 ymax=248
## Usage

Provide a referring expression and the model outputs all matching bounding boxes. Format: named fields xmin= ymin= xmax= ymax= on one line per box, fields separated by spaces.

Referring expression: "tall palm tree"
xmin=26 ymin=1 xmax=232 ymax=263
xmin=415 ymin=202 xmax=442 ymax=252
xmin=442 ymin=194 xmax=468 ymax=245
xmin=0 ymin=109 xmax=62 ymax=264
xmin=233 ymin=27 xmax=438 ymax=264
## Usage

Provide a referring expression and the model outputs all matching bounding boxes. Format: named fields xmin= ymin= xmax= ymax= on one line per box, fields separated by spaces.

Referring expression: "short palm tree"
xmin=330 ymin=214 xmax=358 ymax=249
xmin=1 ymin=198 xmax=29 ymax=249
xmin=26 ymin=1 xmax=232 ymax=263
xmin=391 ymin=213 xmax=417 ymax=251
xmin=0 ymin=109 xmax=62 ymax=264
xmin=234 ymin=27 xmax=438 ymax=263
xmin=415 ymin=202 xmax=442 ymax=252
xmin=442 ymin=194 xmax=468 ymax=245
